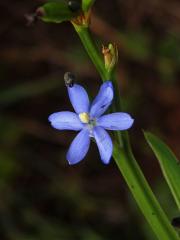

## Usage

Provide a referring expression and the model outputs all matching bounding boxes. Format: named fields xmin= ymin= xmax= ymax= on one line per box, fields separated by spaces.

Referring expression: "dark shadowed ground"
xmin=0 ymin=0 xmax=180 ymax=239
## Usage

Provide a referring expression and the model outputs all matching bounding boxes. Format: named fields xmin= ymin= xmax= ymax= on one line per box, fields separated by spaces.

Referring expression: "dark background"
xmin=0 ymin=0 xmax=179 ymax=239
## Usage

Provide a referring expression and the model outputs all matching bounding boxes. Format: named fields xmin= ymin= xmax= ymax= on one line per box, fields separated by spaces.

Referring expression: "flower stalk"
xmin=72 ymin=25 xmax=108 ymax=80
xmin=72 ymin=23 xmax=179 ymax=240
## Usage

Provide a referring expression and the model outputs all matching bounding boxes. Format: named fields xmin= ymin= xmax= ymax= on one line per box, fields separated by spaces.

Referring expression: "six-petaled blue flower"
xmin=48 ymin=81 xmax=134 ymax=165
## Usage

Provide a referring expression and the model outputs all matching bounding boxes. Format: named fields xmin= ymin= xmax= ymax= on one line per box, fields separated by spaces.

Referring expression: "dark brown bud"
xmin=64 ymin=72 xmax=75 ymax=87
xmin=68 ymin=1 xmax=81 ymax=12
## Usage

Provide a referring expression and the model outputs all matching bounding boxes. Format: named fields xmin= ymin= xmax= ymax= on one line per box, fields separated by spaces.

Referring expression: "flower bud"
xmin=102 ymin=43 xmax=118 ymax=73
xmin=64 ymin=72 xmax=75 ymax=87
xmin=68 ymin=1 xmax=81 ymax=12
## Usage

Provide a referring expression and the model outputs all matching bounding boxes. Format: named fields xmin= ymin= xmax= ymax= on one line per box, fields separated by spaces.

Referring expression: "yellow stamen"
xmin=79 ymin=112 xmax=89 ymax=123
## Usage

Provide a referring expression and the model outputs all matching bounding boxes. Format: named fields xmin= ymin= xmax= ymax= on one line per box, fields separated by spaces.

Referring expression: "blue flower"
xmin=48 ymin=81 xmax=134 ymax=165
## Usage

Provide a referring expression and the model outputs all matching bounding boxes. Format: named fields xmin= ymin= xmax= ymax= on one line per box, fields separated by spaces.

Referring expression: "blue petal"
xmin=97 ymin=113 xmax=134 ymax=130
xmin=90 ymin=81 xmax=114 ymax=118
xmin=48 ymin=111 xmax=83 ymax=131
xmin=93 ymin=126 xmax=113 ymax=164
xmin=68 ymin=84 xmax=90 ymax=114
xmin=66 ymin=129 xmax=90 ymax=165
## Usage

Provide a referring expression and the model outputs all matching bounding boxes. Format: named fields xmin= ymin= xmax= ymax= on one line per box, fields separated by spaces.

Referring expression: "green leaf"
xmin=113 ymin=142 xmax=180 ymax=240
xmin=38 ymin=1 xmax=80 ymax=23
xmin=82 ymin=0 xmax=95 ymax=12
xmin=144 ymin=131 xmax=180 ymax=210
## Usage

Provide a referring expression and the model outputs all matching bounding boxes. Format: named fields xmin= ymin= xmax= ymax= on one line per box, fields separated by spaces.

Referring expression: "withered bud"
xmin=64 ymin=72 xmax=75 ymax=87
xmin=24 ymin=13 xmax=38 ymax=26
xmin=35 ymin=7 xmax=45 ymax=18
xmin=68 ymin=1 xmax=81 ymax=12
xmin=25 ymin=8 xmax=44 ymax=26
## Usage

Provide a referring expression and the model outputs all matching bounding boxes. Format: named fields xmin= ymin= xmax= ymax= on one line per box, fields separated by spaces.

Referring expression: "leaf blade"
xmin=144 ymin=131 xmax=180 ymax=210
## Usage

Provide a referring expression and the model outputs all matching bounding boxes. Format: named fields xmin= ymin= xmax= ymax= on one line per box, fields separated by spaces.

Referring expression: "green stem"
xmin=114 ymin=142 xmax=179 ymax=240
xmin=73 ymin=25 xmax=108 ymax=80
xmin=73 ymin=24 xmax=179 ymax=240
xmin=74 ymin=26 xmax=124 ymax=146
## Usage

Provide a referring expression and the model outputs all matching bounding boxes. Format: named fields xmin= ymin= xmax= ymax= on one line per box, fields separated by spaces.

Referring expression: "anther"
xmin=79 ymin=112 xmax=89 ymax=123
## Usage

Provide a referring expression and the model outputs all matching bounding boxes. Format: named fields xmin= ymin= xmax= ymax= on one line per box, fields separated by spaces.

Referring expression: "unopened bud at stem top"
xmin=102 ymin=43 xmax=118 ymax=74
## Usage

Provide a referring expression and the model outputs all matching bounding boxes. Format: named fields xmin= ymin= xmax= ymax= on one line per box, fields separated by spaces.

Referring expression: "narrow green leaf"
xmin=82 ymin=0 xmax=96 ymax=12
xmin=144 ymin=131 xmax=180 ymax=210
xmin=38 ymin=1 xmax=80 ymax=23
xmin=113 ymin=144 xmax=179 ymax=240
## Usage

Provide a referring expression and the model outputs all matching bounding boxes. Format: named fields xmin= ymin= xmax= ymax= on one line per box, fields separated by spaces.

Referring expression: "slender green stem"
xmin=114 ymin=143 xmax=179 ymax=240
xmin=73 ymin=26 xmax=124 ymax=146
xmin=73 ymin=24 xmax=180 ymax=240
xmin=73 ymin=25 xmax=108 ymax=80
